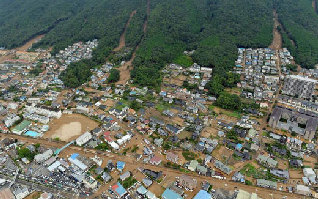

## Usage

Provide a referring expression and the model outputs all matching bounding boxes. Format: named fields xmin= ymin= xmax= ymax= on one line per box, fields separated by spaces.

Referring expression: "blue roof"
xmin=193 ymin=190 xmax=211 ymax=199
xmin=162 ymin=189 xmax=183 ymax=199
xmin=114 ymin=182 xmax=127 ymax=197
xmin=137 ymin=186 xmax=148 ymax=195
xmin=117 ymin=161 xmax=125 ymax=170
xmin=70 ymin=153 xmax=79 ymax=160
xmin=236 ymin=143 xmax=243 ymax=150
xmin=130 ymin=91 xmax=137 ymax=95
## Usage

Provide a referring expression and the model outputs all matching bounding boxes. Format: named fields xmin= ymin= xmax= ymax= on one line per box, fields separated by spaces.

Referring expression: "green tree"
xmin=107 ymin=69 xmax=120 ymax=83
xmin=215 ymin=92 xmax=241 ymax=110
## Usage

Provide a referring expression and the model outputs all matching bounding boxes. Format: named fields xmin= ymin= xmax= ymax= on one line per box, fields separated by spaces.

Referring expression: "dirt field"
xmin=44 ymin=114 xmax=99 ymax=141
xmin=201 ymin=120 xmax=219 ymax=138
xmin=163 ymin=75 xmax=187 ymax=87
xmin=303 ymin=154 xmax=316 ymax=168
xmin=277 ymin=159 xmax=289 ymax=170
xmin=289 ymin=169 xmax=303 ymax=179
xmin=212 ymin=145 xmax=233 ymax=163
xmin=25 ymin=191 xmax=41 ymax=199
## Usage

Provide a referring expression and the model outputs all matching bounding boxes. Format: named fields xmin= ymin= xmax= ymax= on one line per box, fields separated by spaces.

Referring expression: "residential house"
xmin=296 ymin=185 xmax=311 ymax=196
xmin=162 ymin=188 xmax=183 ymax=199
xmin=120 ymin=171 xmax=131 ymax=181
xmin=232 ymin=172 xmax=245 ymax=183
xmin=270 ymin=169 xmax=289 ymax=179
xmin=178 ymin=175 xmax=197 ymax=191
xmin=149 ymin=156 xmax=162 ymax=165
xmin=256 ymin=155 xmax=277 ymax=168
xmin=193 ymin=190 xmax=211 ymax=199
xmin=166 ymin=152 xmax=179 ymax=164
xmin=256 ymin=179 xmax=277 ymax=189
xmin=188 ymin=160 xmax=198 ymax=172
xmin=76 ymin=132 xmax=92 ymax=146
xmin=214 ymin=160 xmax=232 ymax=175
xmin=111 ymin=182 xmax=127 ymax=198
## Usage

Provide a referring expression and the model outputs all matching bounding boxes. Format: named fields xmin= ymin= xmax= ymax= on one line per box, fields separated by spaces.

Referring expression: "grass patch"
xmin=182 ymin=151 xmax=197 ymax=161
xmin=240 ymin=163 xmax=265 ymax=179
xmin=121 ymin=176 xmax=137 ymax=189
xmin=173 ymin=54 xmax=194 ymax=68
xmin=220 ymin=110 xmax=242 ymax=119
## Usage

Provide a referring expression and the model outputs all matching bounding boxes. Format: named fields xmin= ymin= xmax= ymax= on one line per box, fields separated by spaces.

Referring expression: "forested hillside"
xmin=275 ymin=0 xmax=318 ymax=68
xmin=131 ymin=0 xmax=274 ymax=88
xmin=1 ymin=0 xmax=318 ymax=88
xmin=0 ymin=0 xmax=84 ymax=49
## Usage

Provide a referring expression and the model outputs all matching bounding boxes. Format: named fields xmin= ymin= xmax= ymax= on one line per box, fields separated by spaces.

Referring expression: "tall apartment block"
xmin=282 ymin=75 xmax=317 ymax=99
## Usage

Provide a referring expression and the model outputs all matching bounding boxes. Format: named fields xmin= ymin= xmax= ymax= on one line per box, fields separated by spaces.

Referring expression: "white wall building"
xmin=25 ymin=105 xmax=62 ymax=118
xmin=35 ymin=149 xmax=53 ymax=163
xmin=76 ymin=132 xmax=92 ymax=146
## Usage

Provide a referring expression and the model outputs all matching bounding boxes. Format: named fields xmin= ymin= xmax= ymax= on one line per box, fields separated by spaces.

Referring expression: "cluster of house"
xmin=90 ymin=63 xmax=114 ymax=88
xmin=279 ymin=48 xmax=294 ymax=69
xmin=56 ymin=40 xmax=98 ymax=66
xmin=252 ymin=128 xmax=318 ymax=196
xmin=299 ymin=68 xmax=318 ymax=79
xmin=163 ymin=62 xmax=212 ymax=90
xmin=0 ymin=138 xmax=102 ymax=198
xmin=235 ymin=48 xmax=280 ymax=102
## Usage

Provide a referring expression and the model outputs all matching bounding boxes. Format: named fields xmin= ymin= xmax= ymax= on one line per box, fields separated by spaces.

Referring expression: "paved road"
xmin=0 ymin=133 xmax=303 ymax=199
xmin=0 ymin=172 xmax=77 ymax=198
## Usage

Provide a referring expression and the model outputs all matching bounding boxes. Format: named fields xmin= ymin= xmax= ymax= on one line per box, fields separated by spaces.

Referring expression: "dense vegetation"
xmin=107 ymin=69 xmax=120 ymax=83
xmin=2 ymin=0 xmax=318 ymax=88
xmin=215 ymin=92 xmax=241 ymax=111
xmin=0 ymin=0 xmax=82 ymax=49
xmin=275 ymin=0 xmax=318 ymax=68
xmin=60 ymin=59 xmax=93 ymax=88
xmin=29 ymin=63 xmax=44 ymax=76
xmin=17 ymin=147 xmax=36 ymax=161
xmin=131 ymin=0 xmax=273 ymax=88
xmin=205 ymin=72 xmax=240 ymax=97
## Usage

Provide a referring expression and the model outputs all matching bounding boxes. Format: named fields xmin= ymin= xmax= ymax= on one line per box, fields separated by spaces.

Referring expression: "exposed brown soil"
xmin=25 ymin=191 xmax=41 ymax=199
xmin=113 ymin=10 xmax=137 ymax=52
xmin=16 ymin=35 xmax=44 ymax=51
xmin=0 ymin=54 xmax=14 ymax=64
xmin=116 ymin=53 xmax=135 ymax=85
xmin=269 ymin=10 xmax=282 ymax=50
xmin=116 ymin=0 xmax=150 ymax=85
xmin=0 ymin=34 xmax=44 ymax=64
xmin=44 ymin=114 xmax=99 ymax=141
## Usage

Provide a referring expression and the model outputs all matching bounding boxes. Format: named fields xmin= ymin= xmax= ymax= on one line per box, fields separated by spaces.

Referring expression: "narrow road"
xmin=0 ymin=132 xmax=303 ymax=199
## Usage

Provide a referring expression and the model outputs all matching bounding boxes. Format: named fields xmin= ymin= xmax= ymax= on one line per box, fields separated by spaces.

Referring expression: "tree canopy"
xmin=2 ymin=0 xmax=318 ymax=88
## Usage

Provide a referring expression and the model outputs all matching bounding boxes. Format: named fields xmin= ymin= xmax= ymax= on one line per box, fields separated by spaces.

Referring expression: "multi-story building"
xmin=269 ymin=106 xmax=318 ymax=140
xmin=282 ymin=75 xmax=317 ymax=99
